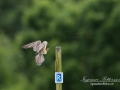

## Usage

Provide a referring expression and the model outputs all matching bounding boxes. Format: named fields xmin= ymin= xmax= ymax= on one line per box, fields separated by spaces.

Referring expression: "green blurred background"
xmin=0 ymin=0 xmax=120 ymax=90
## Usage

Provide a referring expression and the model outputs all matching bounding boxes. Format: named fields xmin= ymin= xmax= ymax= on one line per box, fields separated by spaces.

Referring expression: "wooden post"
xmin=55 ymin=46 xmax=62 ymax=90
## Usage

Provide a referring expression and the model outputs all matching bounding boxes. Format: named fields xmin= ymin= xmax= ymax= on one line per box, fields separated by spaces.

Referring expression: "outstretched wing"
xmin=22 ymin=40 xmax=41 ymax=51
xmin=35 ymin=54 xmax=45 ymax=66
xmin=36 ymin=41 xmax=48 ymax=53
xmin=36 ymin=43 xmax=45 ymax=53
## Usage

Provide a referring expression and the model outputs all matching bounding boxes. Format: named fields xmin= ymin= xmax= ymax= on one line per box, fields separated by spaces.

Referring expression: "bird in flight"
xmin=22 ymin=40 xmax=49 ymax=66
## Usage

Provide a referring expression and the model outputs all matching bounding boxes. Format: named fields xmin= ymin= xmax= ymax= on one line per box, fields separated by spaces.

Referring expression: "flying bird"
xmin=22 ymin=40 xmax=49 ymax=66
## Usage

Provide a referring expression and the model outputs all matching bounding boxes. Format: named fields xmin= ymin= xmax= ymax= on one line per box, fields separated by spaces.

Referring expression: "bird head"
xmin=46 ymin=48 xmax=50 ymax=52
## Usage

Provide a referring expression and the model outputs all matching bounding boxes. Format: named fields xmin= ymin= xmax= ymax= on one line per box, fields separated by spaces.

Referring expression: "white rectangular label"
xmin=55 ymin=72 xmax=63 ymax=83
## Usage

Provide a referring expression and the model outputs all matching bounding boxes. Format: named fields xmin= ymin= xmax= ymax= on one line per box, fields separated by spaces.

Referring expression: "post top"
xmin=56 ymin=46 xmax=61 ymax=51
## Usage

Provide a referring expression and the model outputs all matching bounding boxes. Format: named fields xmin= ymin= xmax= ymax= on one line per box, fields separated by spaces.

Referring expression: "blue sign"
xmin=55 ymin=72 xmax=63 ymax=83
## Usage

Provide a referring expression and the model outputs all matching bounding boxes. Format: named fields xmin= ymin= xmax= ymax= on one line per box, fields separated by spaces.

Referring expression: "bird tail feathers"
xmin=35 ymin=54 xmax=45 ymax=66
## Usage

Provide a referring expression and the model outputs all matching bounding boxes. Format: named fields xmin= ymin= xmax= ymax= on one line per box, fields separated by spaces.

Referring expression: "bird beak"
xmin=46 ymin=48 xmax=50 ymax=52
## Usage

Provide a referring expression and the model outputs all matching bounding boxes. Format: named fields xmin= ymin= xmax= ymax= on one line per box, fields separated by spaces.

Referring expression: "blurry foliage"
xmin=0 ymin=0 xmax=120 ymax=90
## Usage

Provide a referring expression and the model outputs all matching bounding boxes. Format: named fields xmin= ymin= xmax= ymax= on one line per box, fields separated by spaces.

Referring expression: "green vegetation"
xmin=0 ymin=0 xmax=120 ymax=90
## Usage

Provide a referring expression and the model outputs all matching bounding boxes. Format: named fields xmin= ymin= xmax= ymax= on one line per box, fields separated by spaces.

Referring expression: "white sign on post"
xmin=55 ymin=72 xmax=63 ymax=83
